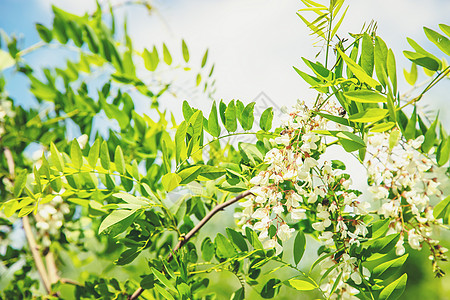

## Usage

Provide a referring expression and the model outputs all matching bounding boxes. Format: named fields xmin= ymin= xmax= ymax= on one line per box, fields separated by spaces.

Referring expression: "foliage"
xmin=0 ymin=1 xmax=449 ymax=299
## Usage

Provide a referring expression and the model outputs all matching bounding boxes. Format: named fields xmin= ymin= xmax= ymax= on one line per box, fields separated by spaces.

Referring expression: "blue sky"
xmin=2 ymin=0 xmax=450 ymax=108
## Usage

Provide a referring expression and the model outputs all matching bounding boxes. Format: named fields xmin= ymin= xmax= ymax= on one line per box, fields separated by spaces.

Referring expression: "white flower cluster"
xmin=35 ymin=195 xmax=70 ymax=247
xmin=235 ymin=100 xmax=372 ymax=297
xmin=365 ymin=131 xmax=447 ymax=257
xmin=0 ymin=99 xmax=15 ymax=137
xmin=320 ymin=253 xmax=370 ymax=299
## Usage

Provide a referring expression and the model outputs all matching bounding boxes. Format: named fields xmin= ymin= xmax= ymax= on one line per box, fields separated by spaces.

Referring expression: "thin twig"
xmin=4 ymin=147 xmax=52 ymax=294
xmin=22 ymin=216 xmax=52 ymax=294
xmin=45 ymin=251 xmax=59 ymax=285
xmin=59 ymin=277 xmax=83 ymax=286
xmin=128 ymin=190 xmax=253 ymax=300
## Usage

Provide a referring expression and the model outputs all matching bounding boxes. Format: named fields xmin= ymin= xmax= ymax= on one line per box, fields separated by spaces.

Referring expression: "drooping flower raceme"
xmin=365 ymin=131 xmax=448 ymax=275
xmin=235 ymin=100 xmax=372 ymax=298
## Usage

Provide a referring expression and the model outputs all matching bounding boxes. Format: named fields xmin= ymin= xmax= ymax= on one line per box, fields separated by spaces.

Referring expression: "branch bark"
xmin=128 ymin=190 xmax=252 ymax=300
xmin=4 ymin=147 xmax=52 ymax=294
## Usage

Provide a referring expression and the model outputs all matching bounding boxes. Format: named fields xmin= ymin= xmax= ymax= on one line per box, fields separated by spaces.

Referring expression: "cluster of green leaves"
xmin=297 ymin=0 xmax=348 ymax=47
xmin=0 ymin=2 xmax=224 ymax=299
xmin=161 ymin=99 xmax=277 ymax=193
xmin=296 ymin=16 xmax=450 ymax=170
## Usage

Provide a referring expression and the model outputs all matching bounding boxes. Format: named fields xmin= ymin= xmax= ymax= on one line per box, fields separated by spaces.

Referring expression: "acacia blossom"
xmin=365 ymin=131 xmax=448 ymax=273
xmin=235 ymin=100 xmax=372 ymax=298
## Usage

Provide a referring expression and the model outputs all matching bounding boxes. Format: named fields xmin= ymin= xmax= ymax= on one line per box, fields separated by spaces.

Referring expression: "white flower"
xmin=407 ymin=229 xmax=423 ymax=250
xmin=273 ymin=204 xmax=284 ymax=214
xmin=319 ymin=231 xmax=334 ymax=246
xmin=274 ymin=135 xmax=291 ymax=146
xmin=278 ymin=224 xmax=294 ymax=241
xmin=291 ymin=208 xmax=306 ymax=220
xmin=395 ymin=237 xmax=406 ymax=256
xmin=252 ymin=208 xmax=269 ymax=219
xmin=77 ymin=134 xmax=89 ymax=149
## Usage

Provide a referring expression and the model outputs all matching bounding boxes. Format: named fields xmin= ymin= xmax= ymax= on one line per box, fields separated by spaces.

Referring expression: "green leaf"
xmin=433 ymin=195 xmax=450 ymax=224
xmin=33 ymin=167 xmax=41 ymax=192
xmin=50 ymin=142 xmax=64 ymax=172
xmin=53 ymin=16 xmax=68 ymax=44
xmin=289 ymin=279 xmax=317 ymax=291
xmin=406 ymin=37 xmax=441 ymax=70
xmin=70 ymin=139 xmax=83 ymax=169
xmin=116 ymin=248 xmax=141 ymax=265
xmin=316 ymin=112 xmax=349 ymax=126
xmin=424 ymin=27 xmax=450 ymax=56
xmin=369 ymin=233 xmax=400 ymax=254
xmin=373 ymin=254 xmax=409 ymax=280
xmin=201 ymin=49 xmax=208 ymax=68
xmin=114 ymin=146 xmax=126 ymax=175
xmin=330 ymin=5 xmax=348 ymax=38
xmin=348 ymin=108 xmax=388 ymax=123
xmin=261 ymin=278 xmax=281 ymax=299
xmin=231 ymin=287 xmax=245 ymax=300
xmin=403 ymin=51 xmax=439 ymax=71
xmin=379 ymin=273 xmax=407 ymax=300
xmin=182 ymin=100 xmax=194 ymax=121
xmin=387 ymin=49 xmax=397 ymax=94
xmin=337 ymin=48 xmax=380 ymax=88
xmin=226 ymin=228 xmax=248 ymax=252
xmin=404 ymin=106 xmax=417 ymax=140
xmin=245 ymin=227 xmax=264 ymax=250
xmin=83 ymin=24 xmax=100 ymax=53
xmin=98 ymin=209 xmax=137 ymax=234
xmin=422 ymin=117 xmax=438 ymax=153
xmin=224 ymin=100 xmax=237 ymax=132
xmin=152 ymin=267 xmax=177 ymax=294
xmin=161 ymin=173 xmax=181 ymax=192
xmin=437 ymin=138 xmax=450 ymax=166
xmin=370 ymin=122 xmax=396 ymax=133
xmin=315 ymin=130 xmax=365 ymax=152
xmin=240 ymin=102 xmax=255 ymax=131
xmin=36 ymin=23 xmax=53 ymax=43
xmin=336 ymin=131 xmax=365 ymax=152
xmin=293 ymin=231 xmax=306 ymax=265
xmin=162 ymin=43 xmax=172 ymax=65
xmin=100 ymin=141 xmax=111 ymax=170
xmin=215 ymin=233 xmax=237 ymax=258
xmin=293 ymin=66 xmax=328 ymax=93
xmin=0 ymin=49 xmax=15 ymax=71
xmin=178 ymin=165 xmax=202 ymax=184
xmin=88 ymin=139 xmax=100 ymax=168
xmin=404 ymin=63 xmax=418 ymax=86
xmin=182 ymin=39 xmax=189 ymax=63
xmin=344 ymin=90 xmax=387 ymax=103
xmin=440 ymin=24 xmax=450 ymax=38
xmin=18 ymin=205 xmax=35 ymax=217
xmin=361 ymin=33 xmax=374 ymax=76
xmin=374 ymin=36 xmax=388 ymax=87
xmin=201 ymin=237 xmax=215 ymax=261
xmin=219 ymin=100 xmax=227 ymax=125
xmin=260 ymin=107 xmax=273 ymax=131
xmin=13 ymin=170 xmax=27 ymax=197
xmin=371 ymin=219 xmax=390 ymax=239
xmin=175 ymin=121 xmax=187 ymax=165
xmin=208 ymin=101 xmax=220 ymax=137
xmin=143 ymin=47 xmax=159 ymax=71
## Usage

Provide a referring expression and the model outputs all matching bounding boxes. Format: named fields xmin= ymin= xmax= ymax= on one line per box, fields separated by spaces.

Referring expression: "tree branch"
xmin=4 ymin=147 xmax=52 ymax=294
xmin=128 ymin=190 xmax=252 ymax=300
xmin=22 ymin=216 xmax=52 ymax=294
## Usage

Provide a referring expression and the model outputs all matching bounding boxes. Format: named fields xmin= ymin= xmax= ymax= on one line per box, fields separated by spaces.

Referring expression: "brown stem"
xmin=59 ymin=277 xmax=82 ymax=286
xmin=22 ymin=216 xmax=52 ymax=294
xmin=45 ymin=251 xmax=59 ymax=285
xmin=128 ymin=190 xmax=252 ymax=300
xmin=4 ymin=147 xmax=52 ymax=294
